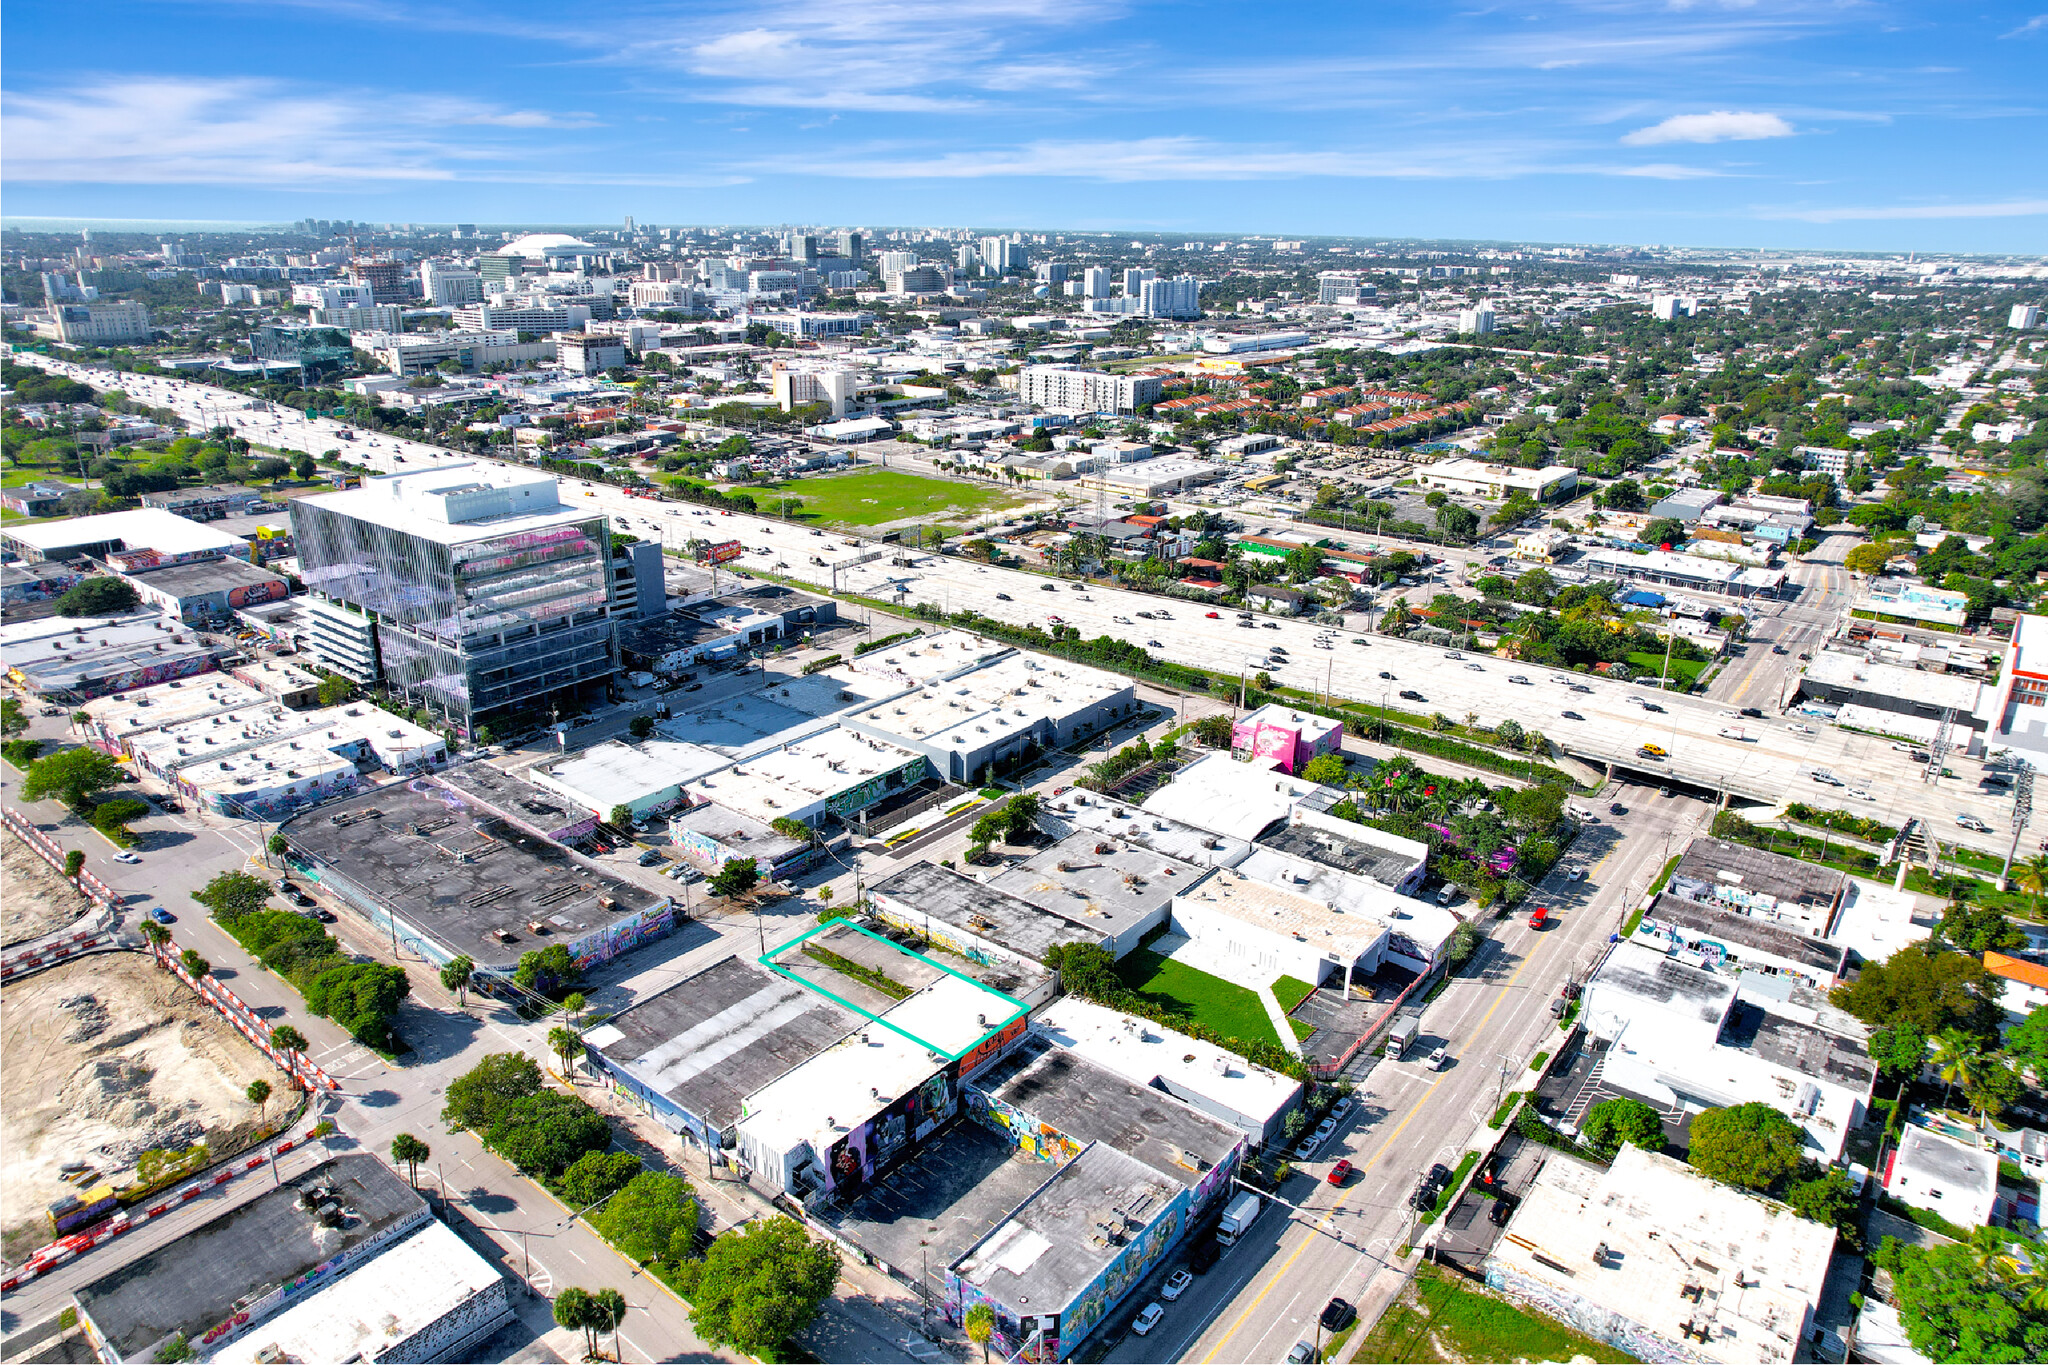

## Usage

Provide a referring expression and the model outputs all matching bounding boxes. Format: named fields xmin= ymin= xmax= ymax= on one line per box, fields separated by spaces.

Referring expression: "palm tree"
xmin=549 ymin=1024 xmax=584 ymax=1079
xmin=139 ymin=919 xmax=171 ymax=963
xmin=1933 ymin=1029 xmax=1986 ymax=1116
xmin=2013 ymin=853 xmax=2048 ymax=920
xmin=271 ymin=1024 xmax=309 ymax=1088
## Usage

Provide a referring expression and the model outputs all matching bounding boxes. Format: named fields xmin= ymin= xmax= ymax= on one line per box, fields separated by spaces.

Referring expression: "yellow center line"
xmin=1201 ymin=948 xmax=1540 ymax=1363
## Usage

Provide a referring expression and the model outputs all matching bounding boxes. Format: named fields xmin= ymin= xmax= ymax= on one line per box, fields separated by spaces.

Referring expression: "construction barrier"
xmin=3 ymin=809 xmax=120 ymax=911
xmin=162 ymin=950 xmax=339 ymax=1093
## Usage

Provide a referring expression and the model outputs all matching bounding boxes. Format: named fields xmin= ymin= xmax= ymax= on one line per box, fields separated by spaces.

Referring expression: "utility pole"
xmin=1997 ymin=764 xmax=2034 ymax=892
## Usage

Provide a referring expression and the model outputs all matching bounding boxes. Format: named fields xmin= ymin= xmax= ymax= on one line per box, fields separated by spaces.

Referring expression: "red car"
xmin=1528 ymin=905 xmax=1550 ymax=930
xmin=1328 ymin=1159 xmax=1353 ymax=1185
xmin=1205 ymin=611 xmax=1221 ymax=618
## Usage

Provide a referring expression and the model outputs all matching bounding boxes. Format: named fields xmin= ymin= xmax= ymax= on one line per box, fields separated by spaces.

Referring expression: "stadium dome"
xmin=494 ymin=233 xmax=600 ymax=258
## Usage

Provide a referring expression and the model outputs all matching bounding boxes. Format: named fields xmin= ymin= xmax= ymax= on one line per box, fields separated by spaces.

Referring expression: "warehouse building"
xmin=120 ymin=557 xmax=291 ymax=623
xmin=279 ymin=772 xmax=675 ymax=980
xmin=0 ymin=506 xmax=247 ymax=565
xmin=3 ymin=614 xmax=223 ymax=702
xmin=70 ymin=1154 xmax=510 ymax=1365
xmin=1413 ymin=458 xmax=1578 ymax=502
xmin=868 ymin=860 xmax=1117 ymax=975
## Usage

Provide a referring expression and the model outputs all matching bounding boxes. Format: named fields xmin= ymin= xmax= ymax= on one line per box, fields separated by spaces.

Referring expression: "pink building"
xmin=1231 ymin=703 xmax=1343 ymax=775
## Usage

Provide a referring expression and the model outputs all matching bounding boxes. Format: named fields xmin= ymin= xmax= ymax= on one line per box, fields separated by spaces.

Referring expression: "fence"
xmin=1308 ymin=966 xmax=1432 ymax=1081
xmin=4 ymin=807 xmax=121 ymax=908
xmin=0 ymin=914 xmax=119 ymax=981
xmin=161 ymin=947 xmax=340 ymax=1094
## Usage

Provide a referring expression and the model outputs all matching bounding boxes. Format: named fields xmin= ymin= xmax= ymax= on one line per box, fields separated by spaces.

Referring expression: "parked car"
xmin=1320 ymin=1299 xmax=1357 ymax=1333
xmin=1287 ymin=1342 xmax=1319 ymax=1364
xmin=1427 ymin=1045 xmax=1449 ymax=1071
xmin=1162 ymin=1269 xmax=1193 ymax=1301
xmin=1133 ymin=1303 xmax=1164 ymax=1336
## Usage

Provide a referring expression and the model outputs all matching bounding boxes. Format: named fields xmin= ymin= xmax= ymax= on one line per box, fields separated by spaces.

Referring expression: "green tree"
xmin=561 ymin=1150 xmax=643 ymax=1208
xmin=305 ymin=962 xmax=411 ymax=1049
xmin=2014 ymin=854 xmax=2048 ymax=921
xmin=593 ymin=1170 xmax=700 ymax=1264
xmin=1873 ymin=1227 xmax=2048 ymax=1362
xmin=192 ymin=869 xmax=272 ymax=923
xmin=1688 ymin=1102 xmax=1804 ymax=1192
xmin=20 ymin=746 xmax=125 ymax=811
xmin=553 ymin=1287 xmax=601 ymax=1359
xmin=628 ymin=715 xmax=656 ymax=739
xmin=294 ymin=453 xmax=316 ymax=481
xmin=1844 ymin=541 xmax=1894 ymax=574
xmin=266 ymin=832 xmax=288 ymax=859
xmin=390 ymin=1132 xmax=430 ymax=1186
xmin=1580 ymin=1097 xmax=1666 ymax=1159
xmin=1002 ymin=791 xmax=1042 ymax=842
xmin=2006 ymin=1006 xmax=2048 ymax=1084
xmin=442 ymin=1051 xmax=544 ymax=1132
xmin=0 ymin=697 xmax=27 ymax=737
xmin=1938 ymin=904 xmax=2028 ymax=954
xmin=1298 ymin=753 xmax=1348 ymax=787
xmin=515 ymin=943 xmax=580 ymax=998
xmin=139 ymin=918 xmax=171 ymax=960
xmin=485 ymin=1089 xmax=610 ymax=1178
xmin=1868 ymin=1021 xmax=1929 ymax=1079
xmin=588 ymin=1288 xmax=627 ymax=1364
xmin=245 ymin=1078 xmax=272 ymax=1123
xmin=965 ymin=1303 xmax=996 ymax=1362
xmin=270 ymin=1024 xmax=309 ymax=1086
xmin=180 ymin=948 xmax=211 ymax=979
xmin=153 ymin=1332 xmax=197 ymax=1362
xmin=63 ymin=849 xmax=86 ymax=879
xmin=548 ymin=1024 xmax=585 ymax=1078
xmin=671 ymin=1217 xmax=839 ymax=1357
xmin=440 ymin=953 xmax=474 ymax=1006
xmin=608 ymin=803 xmax=634 ymax=830
xmin=1830 ymin=943 xmax=2005 ymax=1049
xmin=54 ymin=576 xmax=141 ymax=616
xmin=1783 ymin=1164 xmax=1859 ymax=1239
xmin=91 ymin=796 xmax=149 ymax=844
xmin=709 ymin=856 xmax=760 ymax=899
xmin=316 ymin=674 xmax=354 ymax=706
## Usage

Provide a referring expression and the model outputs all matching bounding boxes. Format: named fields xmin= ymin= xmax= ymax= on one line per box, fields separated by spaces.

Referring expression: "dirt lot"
xmin=0 ymin=953 xmax=275 ymax=1265
xmin=1 ymin=834 xmax=93 ymax=949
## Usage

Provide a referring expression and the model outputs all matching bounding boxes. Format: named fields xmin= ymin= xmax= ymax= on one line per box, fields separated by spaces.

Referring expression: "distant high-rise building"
xmin=624 ymin=215 xmax=636 ymax=233
xmin=979 ymin=236 xmax=1026 ymax=273
xmin=2011 ymin=303 xmax=2041 ymax=331
xmin=1139 ymin=275 xmax=1201 ymax=319
xmin=1082 ymin=267 xmax=1111 ymax=299
xmin=1035 ymin=262 xmax=1071 ymax=285
xmin=454 ymin=223 xmax=477 ymax=239
xmin=1650 ymin=295 xmax=1696 ymax=321
xmin=349 ymin=259 xmax=414 ymax=304
xmin=786 ymin=233 xmax=819 ymax=263
xmin=1123 ymin=267 xmax=1156 ymax=296
xmin=957 ymin=244 xmax=982 ymax=273
xmin=1456 ymin=306 xmax=1496 ymax=334
xmin=877 ymin=250 xmax=920 ymax=277
xmin=835 ymin=231 xmax=864 ymax=261
xmin=49 ymin=301 xmax=147 ymax=345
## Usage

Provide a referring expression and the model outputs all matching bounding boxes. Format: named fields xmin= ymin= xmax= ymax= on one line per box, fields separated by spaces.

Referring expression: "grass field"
xmin=1114 ymin=946 xmax=1281 ymax=1049
xmin=1349 ymin=1262 xmax=1637 ymax=1364
xmin=1272 ymin=975 xmax=1317 ymax=1012
xmin=751 ymin=468 xmax=1027 ymax=528
xmin=1626 ymin=651 xmax=1706 ymax=688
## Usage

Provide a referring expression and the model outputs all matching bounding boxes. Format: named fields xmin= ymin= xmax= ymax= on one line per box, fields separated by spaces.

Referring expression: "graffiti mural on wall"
xmin=965 ymin=1087 xmax=1083 ymax=1167
xmin=228 ymin=580 xmax=287 ymax=609
xmin=825 ymin=1065 xmax=959 ymax=1196
xmin=822 ymin=756 xmax=932 ymax=818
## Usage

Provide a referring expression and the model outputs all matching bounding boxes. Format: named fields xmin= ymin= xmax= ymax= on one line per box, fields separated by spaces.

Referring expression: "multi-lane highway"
xmin=17 ymin=354 xmax=2019 ymax=853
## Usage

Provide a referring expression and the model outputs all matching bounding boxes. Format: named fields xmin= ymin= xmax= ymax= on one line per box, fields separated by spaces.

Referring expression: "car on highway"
xmin=1508 ymin=674 xmax=1530 ymax=684
xmin=682 ymin=682 xmax=703 ymax=692
xmin=1848 ymin=787 xmax=1876 ymax=801
xmin=1529 ymin=904 xmax=1550 ymax=930
xmin=1352 ymin=637 xmax=1370 ymax=645
xmin=1466 ymin=662 xmax=1484 ymax=671
xmin=1040 ymin=582 xmax=1056 ymax=591
xmin=994 ymin=592 xmax=1011 ymax=600
xmin=1637 ymin=743 xmax=1667 ymax=759
xmin=1443 ymin=650 xmax=1463 ymax=659
xmin=150 ymin=907 xmax=175 ymax=923
xmin=1206 ymin=611 xmax=1222 ymax=618
xmin=1379 ymin=670 xmax=1395 ymax=680
xmin=1958 ymin=813 xmax=1993 ymax=832
xmin=1162 ymin=1268 xmax=1193 ymax=1301
xmin=1811 ymin=771 xmax=1844 ymax=787
xmin=1328 ymin=1158 xmax=1353 ymax=1185
xmin=1133 ymin=1303 xmax=1164 ymax=1336
xmin=1571 ymin=683 xmax=1593 ymax=693
xmin=1739 ymin=707 xmax=1764 ymax=718
xmin=1262 ymin=621 xmax=1280 ymax=629
xmin=113 ymin=851 xmax=142 ymax=864
xmin=1399 ymin=689 xmax=1426 ymax=702
xmin=1557 ymin=710 xmax=1583 ymax=721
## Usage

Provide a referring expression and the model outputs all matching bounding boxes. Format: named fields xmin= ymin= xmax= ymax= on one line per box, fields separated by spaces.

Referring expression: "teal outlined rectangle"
xmin=760 ymin=919 xmax=1028 ymax=1062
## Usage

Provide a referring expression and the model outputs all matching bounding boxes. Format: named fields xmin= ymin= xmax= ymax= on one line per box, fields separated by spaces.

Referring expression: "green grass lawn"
xmin=1626 ymin=651 xmax=1706 ymax=688
xmin=751 ymin=468 xmax=1027 ymax=527
xmin=1114 ymin=947 xmax=1282 ymax=1049
xmin=1272 ymin=975 xmax=1317 ymax=1012
xmin=1349 ymin=1262 xmax=1638 ymax=1364
xmin=1 ymin=467 xmax=82 ymax=490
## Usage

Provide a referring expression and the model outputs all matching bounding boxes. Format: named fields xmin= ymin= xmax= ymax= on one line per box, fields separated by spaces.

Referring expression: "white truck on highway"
xmin=1217 ymin=1190 xmax=1262 ymax=1247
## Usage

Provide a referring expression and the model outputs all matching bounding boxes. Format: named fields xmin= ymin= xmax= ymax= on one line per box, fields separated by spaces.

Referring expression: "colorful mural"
xmin=825 ymin=1065 xmax=959 ymax=1195
xmin=965 ymin=1087 xmax=1084 ymax=1166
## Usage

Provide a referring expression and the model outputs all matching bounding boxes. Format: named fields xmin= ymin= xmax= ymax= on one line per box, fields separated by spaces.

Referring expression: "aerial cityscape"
xmin=2 ymin=4 xmax=2046 ymax=1365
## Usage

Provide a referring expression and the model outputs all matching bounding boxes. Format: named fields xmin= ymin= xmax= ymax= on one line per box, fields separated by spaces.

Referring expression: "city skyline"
xmin=1 ymin=1 xmax=2045 ymax=252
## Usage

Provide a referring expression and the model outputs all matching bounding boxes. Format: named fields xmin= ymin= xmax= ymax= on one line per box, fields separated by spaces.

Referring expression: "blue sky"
xmin=3 ymin=1 xmax=2044 ymax=251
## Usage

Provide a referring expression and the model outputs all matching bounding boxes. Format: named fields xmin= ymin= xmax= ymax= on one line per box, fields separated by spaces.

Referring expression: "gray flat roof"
xmin=987 ymin=832 xmax=1195 ymax=940
xmin=73 ymin=1154 xmax=425 ymax=1360
xmin=871 ymin=861 xmax=1105 ymax=961
xmin=951 ymin=1141 xmax=1180 ymax=1312
xmin=125 ymin=557 xmax=288 ymax=596
xmin=437 ymin=760 xmax=598 ymax=842
xmin=1595 ymin=944 xmax=1737 ymax=1023
xmin=1258 ymin=821 xmax=1421 ymax=889
xmin=282 ymin=775 xmax=663 ymax=970
xmin=1720 ymin=1004 xmax=1876 ymax=1091
xmin=1672 ymin=839 xmax=1846 ymax=914
xmin=587 ymin=955 xmax=855 ymax=1133
xmin=972 ymin=1034 xmax=1240 ymax=1189
xmin=1650 ymin=893 xmax=1847 ymax=975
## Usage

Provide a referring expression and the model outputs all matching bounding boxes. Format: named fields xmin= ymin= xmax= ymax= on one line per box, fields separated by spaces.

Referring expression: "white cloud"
xmin=1620 ymin=110 xmax=1794 ymax=145
xmin=2001 ymin=14 xmax=2048 ymax=39
xmin=1758 ymin=199 xmax=2048 ymax=223
xmin=1602 ymin=162 xmax=1728 ymax=179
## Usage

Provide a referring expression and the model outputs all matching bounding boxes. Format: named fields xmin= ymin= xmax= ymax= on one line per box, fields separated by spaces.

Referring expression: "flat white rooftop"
xmin=84 ymin=675 xmax=270 ymax=739
xmin=531 ymin=736 xmax=731 ymax=815
xmin=1033 ymin=995 xmax=1300 ymax=1135
xmin=206 ymin=1220 xmax=504 ymax=1365
xmin=2 ymin=507 xmax=247 ymax=557
xmin=1489 ymin=1145 xmax=1834 ymax=1365
xmin=293 ymin=462 xmax=597 ymax=546
xmin=1141 ymin=750 xmax=1336 ymax=841
xmin=682 ymin=726 xmax=926 ymax=824
xmin=1172 ymin=865 xmax=1388 ymax=962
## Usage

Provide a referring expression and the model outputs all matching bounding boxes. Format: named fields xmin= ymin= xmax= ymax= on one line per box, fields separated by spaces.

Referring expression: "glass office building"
xmin=250 ymin=323 xmax=356 ymax=377
xmin=291 ymin=467 xmax=617 ymax=732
